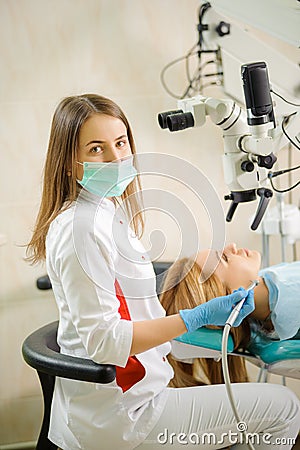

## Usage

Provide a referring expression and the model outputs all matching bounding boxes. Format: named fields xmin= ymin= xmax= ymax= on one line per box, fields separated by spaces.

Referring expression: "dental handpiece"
xmin=226 ymin=280 xmax=259 ymax=327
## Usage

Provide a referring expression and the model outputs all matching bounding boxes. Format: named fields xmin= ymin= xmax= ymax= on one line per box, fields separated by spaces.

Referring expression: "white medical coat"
xmin=46 ymin=190 xmax=173 ymax=450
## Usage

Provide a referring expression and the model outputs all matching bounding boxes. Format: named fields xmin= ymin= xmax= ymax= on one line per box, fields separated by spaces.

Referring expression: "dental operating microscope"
xmin=158 ymin=1 xmax=300 ymax=264
xmin=158 ymin=61 xmax=277 ymax=231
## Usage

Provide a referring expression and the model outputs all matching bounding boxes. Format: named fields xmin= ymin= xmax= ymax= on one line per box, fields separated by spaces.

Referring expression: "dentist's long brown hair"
xmin=160 ymin=258 xmax=250 ymax=387
xmin=26 ymin=94 xmax=144 ymax=264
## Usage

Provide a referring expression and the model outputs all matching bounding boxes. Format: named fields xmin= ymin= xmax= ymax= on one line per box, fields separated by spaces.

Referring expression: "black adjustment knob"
xmin=36 ymin=275 xmax=52 ymax=290
xmin=241 ymin=160 xmax=255 ymax=172
xmin=215 ymin=21 xmax=230 ymax=37
xmin=257 ymin=187 xmax=273 ymax=198
xmin=257 ymin=152 xmax=277 ymax=169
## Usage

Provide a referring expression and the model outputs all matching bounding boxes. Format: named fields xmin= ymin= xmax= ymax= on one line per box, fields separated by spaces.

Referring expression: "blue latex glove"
xmin=179 ymin=287 xmax=255 ymax=333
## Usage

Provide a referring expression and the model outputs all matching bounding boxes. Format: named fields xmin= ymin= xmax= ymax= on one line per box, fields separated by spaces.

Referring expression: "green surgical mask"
xmin=77 ymin=156 xmax=137 ymax=197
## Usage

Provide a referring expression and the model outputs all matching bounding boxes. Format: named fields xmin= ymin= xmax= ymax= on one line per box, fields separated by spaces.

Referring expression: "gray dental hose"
xmin=221 ymin=280 xmax=259 ymax=450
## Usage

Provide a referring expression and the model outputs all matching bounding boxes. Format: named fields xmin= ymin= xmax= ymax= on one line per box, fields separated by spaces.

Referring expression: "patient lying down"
xmin=160 ymin=243 xmax=300 ymax=387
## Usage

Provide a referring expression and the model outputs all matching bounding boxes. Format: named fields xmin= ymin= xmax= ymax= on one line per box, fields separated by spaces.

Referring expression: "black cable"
xmin=183 ymin=56 xmax=203 ymax=95
xmin=269 ymin=163 xmax=300 ymax=178
xmin=269 ymin=177 xmax=300 ymax=193
xmin=186 ymin=57 xmax=214 ymax=85
xmin=282 ymin=113 xmax=300 ymax=150
xmin=190 ymin=55 xmax=220 ymax=95
xmin=160 ymin=2 xmax=220 ymax=98
xmin=200 ymin=81 xmax=218 ymax=90
xmin=181 ymin=59 xmax=216 ymax=98
xmin=268 ymin=163 xmax=300 ymax=193
xmin=267 ymin=110 xmax=300 ymax=193
xmin=271 ymin=89 xmax=300 ymax=107
xmin=202 ymin=71 xmax=223 ymax=78
xmin=160 ymin=45 xmax=199 ymax=99
xmin=198 ymin=2 xmax=212 ymax=50
xmin=185 ymin=51 xmax=195 ymax=85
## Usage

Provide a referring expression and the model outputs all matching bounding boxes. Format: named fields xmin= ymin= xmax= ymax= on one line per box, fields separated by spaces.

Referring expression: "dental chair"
xmin=172 ymin=328 xmax=300 ymax=382
xmin=246 ymin=330 xmax=300 ymax=382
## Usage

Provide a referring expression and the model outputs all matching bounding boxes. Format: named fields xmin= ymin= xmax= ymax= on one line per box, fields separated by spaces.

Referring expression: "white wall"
xmin=0 ymin=0 xmax=299 ymax=445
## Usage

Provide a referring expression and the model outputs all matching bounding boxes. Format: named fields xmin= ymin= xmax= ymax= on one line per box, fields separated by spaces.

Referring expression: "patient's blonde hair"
xmin=160 ymin=257 xmax=250 ymax=387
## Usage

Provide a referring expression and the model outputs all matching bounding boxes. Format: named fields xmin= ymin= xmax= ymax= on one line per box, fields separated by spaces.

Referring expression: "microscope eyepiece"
xmin=158 ymin=110 xmax=195 ymax=132
xmin=157 ymin=110 xmax=183 ymax=129
xmin=166 ymin=112 xmax=195 ymax=132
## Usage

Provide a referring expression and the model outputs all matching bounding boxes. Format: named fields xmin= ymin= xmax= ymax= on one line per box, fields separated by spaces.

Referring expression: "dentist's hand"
xmin=179 ymin=288 xmax=255 ymax=333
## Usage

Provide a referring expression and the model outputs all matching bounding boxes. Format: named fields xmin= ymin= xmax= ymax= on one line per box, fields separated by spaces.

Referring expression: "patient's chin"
xmin=206 ymin=325 xmax=221 ymax=330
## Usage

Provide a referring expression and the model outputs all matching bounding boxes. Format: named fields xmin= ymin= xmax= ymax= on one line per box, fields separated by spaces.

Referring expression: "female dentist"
xmin=27 ymin=94 xmax=300 ymax=450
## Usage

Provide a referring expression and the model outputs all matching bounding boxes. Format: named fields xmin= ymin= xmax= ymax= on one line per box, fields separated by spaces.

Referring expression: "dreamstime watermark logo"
xmin=72 ymin=152 xmax=226 ymax=297
xmin=156 ymin=422 xmax=296 ymax=446
xmin=236 ymin=421 xmax=248 ymax=432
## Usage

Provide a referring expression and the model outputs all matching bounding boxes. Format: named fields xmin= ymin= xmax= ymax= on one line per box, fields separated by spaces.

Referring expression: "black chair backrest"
xmin=22 ymin=321 xmax=116 ymax=449
xmin=22 ymin=321 xmax=115 ymax=382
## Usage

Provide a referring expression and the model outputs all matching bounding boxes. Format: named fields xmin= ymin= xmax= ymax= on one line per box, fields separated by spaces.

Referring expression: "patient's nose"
xmin=225 ymin=243 xmax=237 ymax=254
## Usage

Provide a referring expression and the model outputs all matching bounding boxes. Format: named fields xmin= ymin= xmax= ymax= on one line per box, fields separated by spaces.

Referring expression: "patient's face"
xmin=196 ymin=242 xmax=261 ymax=292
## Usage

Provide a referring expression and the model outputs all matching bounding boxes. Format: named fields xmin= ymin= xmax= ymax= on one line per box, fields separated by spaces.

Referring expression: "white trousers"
xmin=137 ymin=383 xmax=300 ymax=449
